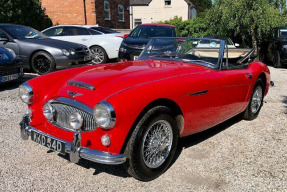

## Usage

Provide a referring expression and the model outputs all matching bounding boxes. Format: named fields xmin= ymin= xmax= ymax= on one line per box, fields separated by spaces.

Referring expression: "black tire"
xmin=273 ymin=51 xmax=282 ymax=68
xmin=243 ymin=78 xmax=264 ymax=120
xmin=90 ymin=46 xmax=108 ymax=64
xmin=31 ymin=51 xmax=55 ymax=75
xmin=124 ymin=106 xmax=179 ymax=181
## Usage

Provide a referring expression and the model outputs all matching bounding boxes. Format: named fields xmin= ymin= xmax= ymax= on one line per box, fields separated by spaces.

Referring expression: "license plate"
xmin=0 ymin=73 xmax=18 ymax=82
xmin=133 ymin=56 xmax=139 ymax=60
xmin=31 ymin=130 xmax=66 ymax=154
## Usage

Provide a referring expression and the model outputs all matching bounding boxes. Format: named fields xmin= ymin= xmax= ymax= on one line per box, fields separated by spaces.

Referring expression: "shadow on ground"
xmin=53 ymin=114 xmax=242 ymax=179
xmin=57 ymin=153 xmax=130 ymax=178
xmin=170 ymin=114 xmax=242 ymax=168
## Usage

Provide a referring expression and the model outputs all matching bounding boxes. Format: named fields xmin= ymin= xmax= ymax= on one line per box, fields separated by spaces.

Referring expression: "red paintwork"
xmin=123 ymin=34 xmax=129 ymax=39
xmin=27 ymin=59 xmax=270 ymax=155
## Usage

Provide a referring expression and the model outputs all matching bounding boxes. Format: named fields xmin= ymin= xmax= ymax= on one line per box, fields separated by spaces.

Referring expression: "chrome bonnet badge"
xmin=68 ymin=91 xmax=82 ymax=98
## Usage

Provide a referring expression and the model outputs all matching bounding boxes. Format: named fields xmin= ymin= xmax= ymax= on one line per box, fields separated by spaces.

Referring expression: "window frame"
xmin=134 ymin=19 xmax=142 ymax=27
xmin=164 ymin=0 xmax=171 ymax=6
xmin=104 ymin=0 xmax=110 ymax=20
xmin=118 ymin=4 xmax=124 ymax=22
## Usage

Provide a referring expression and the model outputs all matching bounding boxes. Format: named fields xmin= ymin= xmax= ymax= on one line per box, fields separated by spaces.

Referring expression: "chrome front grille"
xmin=50 ymin=101 xmax=97 ymax=131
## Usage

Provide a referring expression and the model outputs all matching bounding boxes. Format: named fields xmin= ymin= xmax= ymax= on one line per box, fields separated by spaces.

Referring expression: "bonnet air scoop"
xmin=68 ymin=81 xmax=95 ymax=91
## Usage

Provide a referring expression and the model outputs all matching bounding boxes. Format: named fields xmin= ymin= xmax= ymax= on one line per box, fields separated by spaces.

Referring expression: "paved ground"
xmin=0 ymin=66 xmax=286 ymax=191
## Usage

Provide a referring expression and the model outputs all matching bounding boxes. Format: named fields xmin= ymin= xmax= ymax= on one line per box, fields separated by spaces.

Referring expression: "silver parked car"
xmin=0 ymin=24 xmax=91 ymax=75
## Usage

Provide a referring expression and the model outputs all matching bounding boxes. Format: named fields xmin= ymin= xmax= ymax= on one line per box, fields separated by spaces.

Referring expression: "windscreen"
xmin=139 ymin=38 xmax=222 ymax=68
xmin=2 ymin=25 xmax=47 ymax=39
xmin=129 ymin=26 xmax=173 ymax=38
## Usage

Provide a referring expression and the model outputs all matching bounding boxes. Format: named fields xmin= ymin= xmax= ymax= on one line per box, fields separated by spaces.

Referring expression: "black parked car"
xmin=0 ymin=24 xmax=91 ymax=74
xmin=118 ymin=24 xmax=176 ymax=61
xmin=261 ymin=27 xmax=287 ymax=68
xmin=0 ymin=47 xmax=23 ymax=84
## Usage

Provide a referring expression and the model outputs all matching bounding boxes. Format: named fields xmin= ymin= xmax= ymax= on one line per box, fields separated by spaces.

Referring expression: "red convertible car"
xmin=19 ymin=37 xmax=270 ymax=181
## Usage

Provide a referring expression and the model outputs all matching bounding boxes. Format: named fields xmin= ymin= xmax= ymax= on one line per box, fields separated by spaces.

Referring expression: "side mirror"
xmin=123 ymin=34 xmax=129 ymax=39
xmin=235 ymin=43 xmax=240 ymax=47
xmin=0 ymin=37 xmax=9 ymax=42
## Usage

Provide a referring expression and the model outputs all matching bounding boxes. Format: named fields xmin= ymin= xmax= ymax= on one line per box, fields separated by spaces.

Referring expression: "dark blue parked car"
xmin=0 ymin=47 xmax=23 ymax=84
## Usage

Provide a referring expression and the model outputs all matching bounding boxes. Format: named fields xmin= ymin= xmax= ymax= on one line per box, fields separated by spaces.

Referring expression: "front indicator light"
xmin=69 ymin=112 xmax=83 ymax=130
xmin=101 ymin=134 xmax=111 ymax=146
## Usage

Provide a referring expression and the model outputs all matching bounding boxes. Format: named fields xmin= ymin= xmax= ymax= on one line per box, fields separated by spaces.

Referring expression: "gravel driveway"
xmin=0 ymin=66 xmax=286 ymax=191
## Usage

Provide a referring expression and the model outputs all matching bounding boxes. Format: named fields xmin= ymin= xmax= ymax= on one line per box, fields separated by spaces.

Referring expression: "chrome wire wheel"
xmin=142 ymin=120 xmax=173 ymax=168
xmin=90 ymin=46 xmax=106 ymax=64
xmin=251 ymin=85 xmax=263 ymax=114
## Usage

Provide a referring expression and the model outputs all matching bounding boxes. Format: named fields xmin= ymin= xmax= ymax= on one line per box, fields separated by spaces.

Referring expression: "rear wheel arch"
xmin=258 ymin=73 xmax=266 ymax=94
xmin=120 ymin=98 xmax=184 ymax=154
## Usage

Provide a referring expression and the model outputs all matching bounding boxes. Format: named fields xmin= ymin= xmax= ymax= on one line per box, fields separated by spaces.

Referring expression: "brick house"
xmin=41 ymin=0 xmax=130 ymax=29
xmin=129 ymin=0 xmax=196 ymax=29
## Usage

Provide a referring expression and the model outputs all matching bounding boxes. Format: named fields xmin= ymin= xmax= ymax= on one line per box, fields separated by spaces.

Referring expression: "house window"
xmin=118 ymin=5 xmax=124 ymax=21
xmin=134 ymin=19 xmax=142 ymax=27
xmin=104 ymin=1 xmax=110 ymax=20
xmin=165 ymin=0 xmax=171 ymax=6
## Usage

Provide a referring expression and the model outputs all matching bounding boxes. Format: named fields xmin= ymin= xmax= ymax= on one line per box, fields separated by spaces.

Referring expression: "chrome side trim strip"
xmin=188 ymin=90 xmax=208 ymax=96
xmin=68 ymin=80 xmax=95 ymax=91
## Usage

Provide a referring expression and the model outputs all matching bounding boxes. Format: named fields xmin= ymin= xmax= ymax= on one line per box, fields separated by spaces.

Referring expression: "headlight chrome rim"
xmin=19 ymin=82 xmax=34 ymax=104
xmin=93 ymin=101 xmax=116 ymax=129
xmin=43 ymin=102 xmax=55 ymax=121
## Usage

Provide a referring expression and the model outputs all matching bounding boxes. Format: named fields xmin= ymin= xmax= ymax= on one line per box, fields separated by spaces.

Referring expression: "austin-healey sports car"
xmin=19 ymin=37 xmax=270 ymax=181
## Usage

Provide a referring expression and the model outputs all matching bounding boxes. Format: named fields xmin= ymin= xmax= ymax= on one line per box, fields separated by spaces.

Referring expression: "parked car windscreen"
xmin=2 ymin=25 xmax=48 ymax=39
xmin=139 ymin=37 xmax=223 ymax=68
xmin=129 ymin=26 xmax=173 ymax=38
xmin=278 ymin=28 xmax=287 ymax=38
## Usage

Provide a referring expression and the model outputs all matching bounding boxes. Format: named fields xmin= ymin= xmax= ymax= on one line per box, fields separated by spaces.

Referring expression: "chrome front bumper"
xmin=19 ymin=115 xmax=126 ymax=165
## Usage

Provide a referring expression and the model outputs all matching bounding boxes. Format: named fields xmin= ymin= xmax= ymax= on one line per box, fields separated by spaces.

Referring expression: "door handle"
xmin=82 ymin=38 xmax=88 ymax=41
xmin=245 ymin=74 xmax=253 ymax=79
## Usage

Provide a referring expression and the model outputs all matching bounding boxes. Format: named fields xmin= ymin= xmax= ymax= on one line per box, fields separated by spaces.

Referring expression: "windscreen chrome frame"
xmin=138 ymin=37 xmax=226 ymax=70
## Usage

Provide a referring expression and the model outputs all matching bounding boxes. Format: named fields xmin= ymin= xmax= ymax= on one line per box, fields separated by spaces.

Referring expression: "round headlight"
xmin=62 ymin=49 xmax=70 ymax=56
xmin=94 ymin=101 xmax=116 ymax=129
xmin=19 ymin=83 xmax=34 ymax=104
xmin=69 ymin=112 xmax=83 ymax=130
xmin=43 ymin=103 xmax=54 ymax=121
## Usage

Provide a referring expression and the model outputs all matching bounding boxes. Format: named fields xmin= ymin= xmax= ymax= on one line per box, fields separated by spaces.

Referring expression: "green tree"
xmin=157 ymin=16 xmax=208 ymax=37
xmin=0 ymin=0 xmax=52 ymax=31
xmin=192 ymin=0 xmax=212 ymax=14
xmin=206 ymin=0 xmax=287 ymax=54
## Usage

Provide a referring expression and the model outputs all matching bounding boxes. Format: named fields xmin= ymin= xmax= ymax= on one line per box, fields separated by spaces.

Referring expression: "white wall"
xmin=130 ymin=0 xmax=191 ymax=29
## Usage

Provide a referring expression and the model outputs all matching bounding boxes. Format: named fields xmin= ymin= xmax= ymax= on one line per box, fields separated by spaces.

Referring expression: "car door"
xmin=0 ymin=29 xmax=20 ymax=55
xmin=60 ymin=27 xmax=92 ymax=46
xmin=219 ymin=64 xmax=253 ymax=120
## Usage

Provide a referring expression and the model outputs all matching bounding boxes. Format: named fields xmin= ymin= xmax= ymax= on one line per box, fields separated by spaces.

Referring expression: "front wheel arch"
xmin=120 ymin=98 xmax=184 ymax=154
